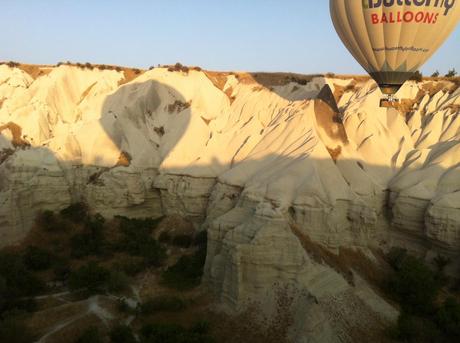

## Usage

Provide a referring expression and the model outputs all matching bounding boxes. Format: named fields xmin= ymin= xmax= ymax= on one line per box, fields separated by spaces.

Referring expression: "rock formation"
xmin=1 ymin=64 xmax=459 ymax=341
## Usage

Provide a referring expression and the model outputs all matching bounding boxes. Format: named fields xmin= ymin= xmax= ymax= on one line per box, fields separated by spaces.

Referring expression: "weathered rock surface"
xmin=1 ymin=64 xmax=459 ymax=342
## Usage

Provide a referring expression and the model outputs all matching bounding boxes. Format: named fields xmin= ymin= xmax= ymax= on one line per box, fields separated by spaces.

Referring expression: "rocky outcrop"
xmin=1 ymin=64 xmax=459 ymax=341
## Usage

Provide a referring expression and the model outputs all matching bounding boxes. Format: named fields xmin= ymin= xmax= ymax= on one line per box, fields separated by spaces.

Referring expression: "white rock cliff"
xmin=1 ymin=64 xmax=459 ymax=341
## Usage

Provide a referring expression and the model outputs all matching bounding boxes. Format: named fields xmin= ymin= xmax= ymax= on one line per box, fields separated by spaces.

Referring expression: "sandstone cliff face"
xmin=1 ymin=64 xmax=459 ymax=341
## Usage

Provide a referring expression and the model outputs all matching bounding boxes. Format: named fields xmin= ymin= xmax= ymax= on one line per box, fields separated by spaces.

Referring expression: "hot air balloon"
xmin=330 ymin=0 xmax=460 ymax=104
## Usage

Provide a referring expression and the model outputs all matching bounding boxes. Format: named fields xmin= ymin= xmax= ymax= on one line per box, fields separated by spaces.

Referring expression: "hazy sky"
xmin=1 ymin=1 xmax=459 ymax=75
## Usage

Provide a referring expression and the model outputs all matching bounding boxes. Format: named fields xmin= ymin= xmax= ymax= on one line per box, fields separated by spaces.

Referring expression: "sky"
xmin=1 ymin=0 xmax=459 ymax=75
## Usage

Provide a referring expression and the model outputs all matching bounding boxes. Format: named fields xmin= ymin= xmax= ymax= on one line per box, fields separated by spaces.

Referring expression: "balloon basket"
xmin=380 ymin=95 xmax=400 ymax=108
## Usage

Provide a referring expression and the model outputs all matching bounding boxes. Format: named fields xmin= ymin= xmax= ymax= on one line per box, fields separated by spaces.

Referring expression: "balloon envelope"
xmin=330 ymin=0 xmax=460 ymax=94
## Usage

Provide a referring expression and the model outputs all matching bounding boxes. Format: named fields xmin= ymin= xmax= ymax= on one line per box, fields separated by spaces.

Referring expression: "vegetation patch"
xmin=140 ymin=295 xmax=187 ymax=315
xmin=386 ymin=248 xmax=460 ymax=343
xmin=140 ymin=322 xmax=214 ymax=343
xmin=161 ymin=232 xmax=207 ymax=291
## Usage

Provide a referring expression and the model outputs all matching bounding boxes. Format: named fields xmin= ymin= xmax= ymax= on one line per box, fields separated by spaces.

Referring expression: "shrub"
xmin=159 ymin=231 xmax=172 ymax=243
xmin=36 ymin=210 xmax=64 ymax=232
xmin=390 ymin=312 xmax=442 ymax=342
xmin=435 ymin=298 xmax=460 ymax=338
xmin=68 ymin=262 xmax=110 ymax=294
xmin=109 ymin=325 xmax=136 ymax=343
xmin=172 ymin=234 xmax=193 ymax=248
xmin=68 ymin=263 xmax=129 ymax=295
xmin=431 ymin=70 xmax=440 ymax=77
xmin=71 ymin=233 xmax=101 ymax=258
xmin=112 ymin=257 xmax=147 ymax=276
xmin=116 ymin=216 xmax=166 ymax=267
xmin=75 ymin=326 xmax=103 ymax=343
xmin=193 ymin=230 xmax=207 ymax=247
xmin=0 ymin=318 xmax=35 ymax=343
xmin=140 ymin=296 xmax=186 ymax=315
xmin=53 ymin=257 xmax=71 ymax=280
xmin=6 ymin=61 xmax=20 ymax=68
xmin=190 ymin=320 xmax=210 ymax=335
xmin=409 ymin=70 xmax=423 ymax=82
xmin=386 ymin=247 xmax=407 ymax=270
xmin=70 ymin=218 xmax=107 ymax=258
xmin=161 ymin=243 xmax=207 ymax=290
xmin=106 ymin=270 xmax=130 ymax=293
xmin=23 ymin=246 xmax=53 ymax=271
xmin=140 ymin=323 xmax=214 ymax=343
xmin=0 ymin=276 xmax=6 ymax=309
xmin=60 ymin=202 xmax=89 ymax=223
xmin=388 ymin=255 xmax=440 ymax=314
xmin=0 ymin=252 xmax=45 ymax=300
xmin=446 ymin=69 xmax=457 ymax=78
xmin=433 ymin=254 xmax=451 ymax=274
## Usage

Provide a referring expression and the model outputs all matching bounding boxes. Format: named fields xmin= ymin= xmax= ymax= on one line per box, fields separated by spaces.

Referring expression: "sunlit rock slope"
xmin=1 ymin=63 xmax=459 ymax=341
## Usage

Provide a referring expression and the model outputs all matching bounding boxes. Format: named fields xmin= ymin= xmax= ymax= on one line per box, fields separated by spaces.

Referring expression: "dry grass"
xmin=290 ymin=224 xmax=354 ymax=285
xmin=0 ymin=121 xmax=31 ymax=148
xmin=250 ymin=72 xmax=320 ymax=87
xmin=326 ymin=146 xmax=342 ymax=162
xmin=314 ymin=98 xmax=348 ymax=143
xmin=0 ymin=61 xmax=53 ymax=80
xmin=115 ymin=151 xmax=132 ymax=167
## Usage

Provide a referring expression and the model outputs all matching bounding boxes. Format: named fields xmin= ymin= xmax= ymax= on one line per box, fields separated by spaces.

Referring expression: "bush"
xmin=431 ymin=70 xmax=440 ymax=77
xmin=159 ymin=231 xmax=172 ymax=243
xmin=388 ymin=255 xmax=440 ymax=314
xmin=0 ymin=252 xmax=45 ymax=300
xmin=116 ymin=216 xmax=166 ymax=267
xmin=112 ymin=257 xmax=147 ymax=276
xmin=435 ymin=298 xmax=460 ymax=338
xmin=140 ymin=296 xmax=186 ymax=315
xmin=190 ymin=320 xmax=210 ymax=335
xmin=0 ymin=276 xmax=6 ymax=309
xmin=446 ymin=69 xmax=457 ymax=78
xmin=69 ymin=263 xmax=129 ymax=295
xmin=71 ymin=214 xmax=107 ymax=258
xmin=6 ymin=61 xmax=20 ymax=68
xmin=386 ymin=247 xmax=407 ymax=270
xmin=36 ymin=210 xmax=64 ymax=232
xmin=409 ymin=70 xmax=423 ymax=82
xmin=60 ymin=203 xmax=89 ymax=223
xmin=23 ymin=246 xmax=53 ymax=271
xmin=161 ymin=244 xmax=207 ymax=290
xmin=69 ymin=262 xmax=110 ymax=294
xmin=390 ymin=312 xmax=442 ymax=342
xmin=0 ymin=318 xmax=35 ymax=343
xmin=106 ymin=270 xmax=130 ymax=293
xmin=53 ymin=257 xmax=71 ymax=280
xmin=172 ymin=234 xmax=193 ymax=248
xmin=75 ymin=326 xmax=103 ymax=343
xmin=109 ymin=325 xmax=136 ymax=343
xmin=140 ymin=323 xmax=214 ymax=343
xmin=193 ymin=230 xmax=207 ymax=247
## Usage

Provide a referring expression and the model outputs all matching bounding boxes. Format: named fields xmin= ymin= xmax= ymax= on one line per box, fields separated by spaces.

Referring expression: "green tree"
xmin=75 ymin=327 xmax=103 ymax=343
xmin=388 ymin=255 xmax=440 ymax=314
xmin=445 ymin=68 xmax=457 ymax=78
xmin=109 ymin=325 xmax=136 ymax=343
